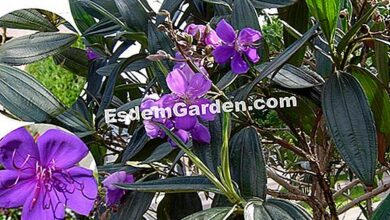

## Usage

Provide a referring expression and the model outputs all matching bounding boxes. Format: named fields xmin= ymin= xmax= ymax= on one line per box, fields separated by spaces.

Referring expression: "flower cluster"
xmin=142 ymin=20 xmax=262 ymax=146
xmin=0 ymin=128 xmax=98 ymax=220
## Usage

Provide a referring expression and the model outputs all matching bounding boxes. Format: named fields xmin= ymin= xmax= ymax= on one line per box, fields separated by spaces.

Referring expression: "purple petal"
xmin=166 ymin=69 xmax=189 ymax=96
xmin=144 ymin=120 xmax=163 ymax=139
xmin=0 ymin=170 xmax=35 ymax=208
xmin=231 ymin=52 xmax=250 ymax=74
xmin=174 ymin=115 xmax=197 ymax=131
xmin=193 ymin=98 xmax=216 ymax=121
xmin=191 ymin=123 xmax=211 ymax=144
xmin=0 ymin=127 xmax=39 ymax=170
xmin=187 ymin=73 xmax=212 ymax=99
xmin=22 ymin=183 xmax=65 ymax=220
xmin=106 ymin=188 xmax=125 ymax=207
xmin=36 ymin=129 xmax=89 ymax=169
xmin=169 ymin=129 xmax=190 ymax=147
xmin=102 ymin=171 xmax=134 ymax=207
xmin=212 ymin=45 xmax=235 ymax=64
xmin=61 ymin=167 xmax=98 ymax=215
xmin=244 ymin=48 xmax=260 ymax=63
xmin=238 ymin=28 xmax=262 ymax=44
xmin=205 ymin=29 xmax=221 ymax=47
xmin=216 ymin=19 xmax=236 ymax=43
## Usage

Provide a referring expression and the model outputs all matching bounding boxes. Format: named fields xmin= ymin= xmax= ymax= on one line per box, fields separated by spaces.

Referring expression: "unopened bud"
xmin=339 ymin=9 xmax=348 ymax=19
xmin=360 ymin=24 xmax=370 ymax=34
xmin=157 ymin=10 xmax=170 ymax=17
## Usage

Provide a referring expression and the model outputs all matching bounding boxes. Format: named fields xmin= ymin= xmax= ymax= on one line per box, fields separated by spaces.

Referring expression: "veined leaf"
xmin=305 ymin=0 xmax=340 ymax=46
xmin=372 ymin=20 xmax=389 ymax=86
xmin=157 ymin=193 xmax=203 ymax=220
xmin=234 ymin=24 xmax=319 ymax=101
xmin=53 ymin=47 xmax=89 ymax=77
xmin=114 ymin=0 xmax=149 ymax=32
xmin=230 ymin=126 xmax=267 ymax=200
xmin=113 ymin=191 xmax=155 ymax=220
xmin=0 ymin=64 xmax=65 ymax=122
xmin=371 ymin=193 xmax=390 ymax=220
xmin=182 ymin=207 xmax=233 ymax=220
xmin=322 ymin=72 xmax=377 ymax=186
xmin=0 ymin=32 xmax=78 ymax=66
xmin=251 ymin=0 xmax=297 ymax=8
xmin=117 ymin=176 xmax=221 ymax=194
xmin=157 ymin=0 xmax=184 ymax=24
xmin=0 ymin=9 xmax=57 ymax=32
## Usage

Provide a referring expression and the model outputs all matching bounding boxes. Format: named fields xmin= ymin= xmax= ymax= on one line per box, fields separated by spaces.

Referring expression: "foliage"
xmin=0 ymin=1 xmax=389 ymax=220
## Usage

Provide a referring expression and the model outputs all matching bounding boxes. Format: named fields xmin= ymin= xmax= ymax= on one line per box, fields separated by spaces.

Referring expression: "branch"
xmin=337 ymin=182 xmax=390 ymax=214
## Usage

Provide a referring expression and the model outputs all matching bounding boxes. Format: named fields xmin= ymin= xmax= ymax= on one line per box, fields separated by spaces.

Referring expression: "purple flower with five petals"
xmin=0 ymin=128 xmax=97 ymax=220
xmin=102 ymin=171 xmax=134 ymax=207
xmin=165 ymin=67 xmax=214 ymax=144
xmin=212 ymin=19 xmax=262 ymax=74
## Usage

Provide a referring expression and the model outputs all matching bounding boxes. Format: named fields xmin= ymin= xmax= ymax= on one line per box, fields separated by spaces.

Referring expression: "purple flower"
xmin=212 ymin=19 xmax=262 ymax=74
xmin=165 ymin=67 xmax=215 ymax=144
xmin=86 ymin=48 xmax=99 ymax=61
xmin=185 ymin=24 xmax=221 ymax=47
xmin=0 ymin=128 xmax=97 ymax=220
xmin=102 ymin=171 xmax=134 ymax=207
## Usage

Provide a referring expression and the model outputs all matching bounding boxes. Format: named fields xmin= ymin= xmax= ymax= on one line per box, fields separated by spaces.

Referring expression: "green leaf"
xmin=182 ymin=207 xmax=233 ymax=220
xmin=157 ymin=0 xmax=184 ymax=24
xmin=336 ymin=5 xmax=377 ymax=54
xmin=114 ymin=0 xmax=149 ymax=32
xmin=0 ymin=64 xmax=65 ymax=122
xmin=372 ymin=20 xmax=389 ymax=86
xmin=53 ymin=47 xmax=89 ymax=77
xmin=0 ymin=9 xmax=57 ymax=32
xmin=305 ymin=0 xmax=340 ymax=46
xmin=216 ymin=71 xmax=238 ymax=90
xmin=112 ymin=191 xmax=155 ymax=220
xmin=266 ymin=199 xmax=311 ymax=219
xmin=148 ymin=21 xmax=174 ymax=55
xmin=83 ymin=18 xmax=121 ymax=36
xmin=121 ymin=126 xmax=150 ymax=162
xmin=202 ymin=0 xmax=232 ymax=10
xmin=142 ymin=143 xmax=173 ymax=163
xmin=244 ymin=199 xmax=312 ymax=220
xmin=0 ymin=33 xmax=78 ymax=66
xmin=371 ymin=193 xmax=390 ymax=220
xmin=234 ymin=24 xmax=319 ymax=101
xmin=350 ymin=66 xmax=390 ymax=144
xmin=279 ymin=0 xmax=309 ymax=66
xmin=157 ymin=193 xmax=203 ymax=220
xmin=250 ymin=0 xmax=297 ymax=8
xmin=230 ymin=126 xmax=267 ymax=200
xmin=117 ymin=176 xmax=222 ymax=194
xmin=314 ymin=35 xmax=334 ymax=77
xmin=193 ymin=114 xmax=223 ymax=176
xmin=256 ymin=63 xmax=324 ymax=89
xmin=322 ymin=72 xmax=377 ymax=186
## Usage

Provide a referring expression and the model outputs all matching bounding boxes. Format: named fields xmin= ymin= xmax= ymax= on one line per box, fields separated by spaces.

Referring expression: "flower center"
xmin=35 ymin=161 xmax=56 ymax=182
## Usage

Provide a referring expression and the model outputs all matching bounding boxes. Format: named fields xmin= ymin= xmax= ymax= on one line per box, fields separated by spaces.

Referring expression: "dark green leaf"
xmin=193 ymin=114 xmax=223 ymax=176
xmin=182 ymin=207 xmax=233 ymax=220
xmin=267 ymin=199 xmax=311 ymax=219
xmin=114 ymin=0 xmax=149 ymax=32
xmin=230 ymin=126 xmax=267 ymax=199
xmin=157 ymin=0 xmax=184 ymax=24
xmin=372 ymin=21 xmax=389 ymax=86
xmin=53 ymin=47 xmax=89 ymax=77
xmin=371 ymin=193 xmax=390 ymax=220
xmin=278 ymin=0 xmax=309 ymax=66
xmin=336 ymin=5 xmax=377 ymax=54
xmin=113 ymin=191 xmax=155 ymax=220
xmin=0 ymin=32 xmax=78 ymax=66
xmin=305 ymin=0 xmax=340 ymax=45
xmin=121 ymin=126 xmax=150 ymax=162
xmin=83 ymin=18 xmax=121 ymax=36
xmin=216 ymin=71 xmax=238 ymax=90
xmin=322 ymin=72 xmax=377 ymax=186
xmin=350 ymin=66 xmax=390 ymax=144
xmin=250 ymin=0 xmax=297 ymax=8
xmin=142 ymin=143 xmax=173 ymax=163
xmin=157 ymin=193 xmax=203 ymax=220
xmin=148 ymin=21 xmax=174 ymax=55
xmin=234 ymin=24 xmax=319 ymax=101
xmin=0 ymin=64 xmax=65 ymax=122
xmin=117 ymin=176 xmax=221 ymax=194
xmin=0 ymin=9 xmax=57 ymax=32
xmin=314 ymin=35 xmax=333 ymax=77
